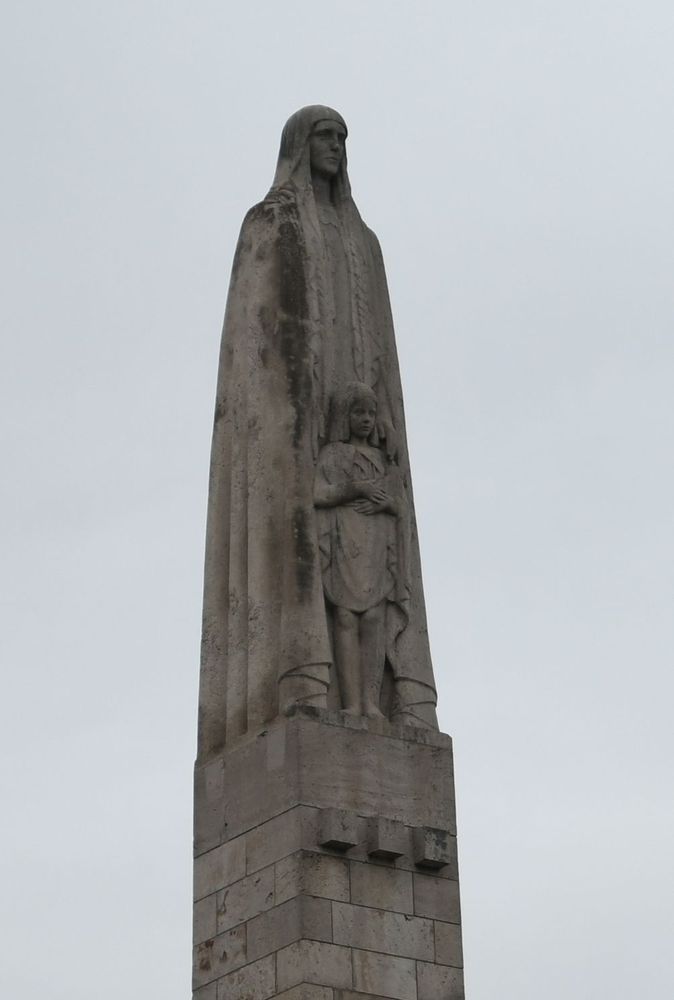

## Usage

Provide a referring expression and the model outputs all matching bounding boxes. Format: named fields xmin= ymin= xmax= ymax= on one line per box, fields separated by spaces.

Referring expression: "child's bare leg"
xmin=360 ymin=602 xmax=386 ymax=719
xmin=333 ymin=606 xmax=361 ymax=714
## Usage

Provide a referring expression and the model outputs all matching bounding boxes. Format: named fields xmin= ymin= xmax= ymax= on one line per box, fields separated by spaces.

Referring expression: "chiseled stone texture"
xmin=435 ymin=920 xmax=464 ymax=968
xmin=193 ymin=714 xmax=465 ymax=998
xmin=193 ymin=925 xmax=246 ymax=989
xmin=216 ymin=865 xmax=275 ymax=932
xmin=276 ymin=851 xmax=350 ymax=904
xmin=276 ymin=987 xmax=334 ymax=999
xmin=417 ymin=961 xmax=465 ymax=1000
xmin=195 ymin=710 xmax=455 ymax=847
xmin=352 ymin=949 xmax=417 ymax=1000
xmin=350 ymin=862 xmax=414 ymax=914
xmin=215 ymin=954 xmax=276 ymax=999
xmin=277 ymin=940 xmax=353 ymax=992
xmin=193 ymin=894 xmax=217 ymax=945
xmin=193 ymin=984 xmax=217 ymax=1000
xmin=413 ymin=872 xmax=461 ymax=924
xmin=333 ymin=901 xmax=434 ymax=961
xmin=247 ymin=895 xmax=332 ymax=963
xmin=336 ymin=992 xmax=391 ymax=1000
xmin=194 ymin=836 xmax=246 ymax=900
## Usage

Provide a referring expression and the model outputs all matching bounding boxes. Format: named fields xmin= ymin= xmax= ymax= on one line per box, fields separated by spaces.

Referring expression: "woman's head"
xmin=271 ymin=106 xmax=350 ymax=199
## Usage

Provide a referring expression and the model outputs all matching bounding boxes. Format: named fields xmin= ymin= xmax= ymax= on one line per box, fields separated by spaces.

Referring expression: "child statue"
xmin=314 ymin=382 xmax=407 ymax=718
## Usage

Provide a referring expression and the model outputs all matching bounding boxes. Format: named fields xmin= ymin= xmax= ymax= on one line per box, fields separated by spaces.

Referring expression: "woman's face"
xmin=309 ymin=120 xmax=347 ymax=178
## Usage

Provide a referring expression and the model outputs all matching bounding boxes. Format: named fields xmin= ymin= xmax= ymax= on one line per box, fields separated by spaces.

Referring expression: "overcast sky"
xmin=2 ymin=2 xmax=673 ymax=997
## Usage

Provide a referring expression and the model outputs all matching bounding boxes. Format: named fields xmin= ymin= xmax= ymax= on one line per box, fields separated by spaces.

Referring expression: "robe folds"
xmin=199 ymin=107 xmax=438 ymax=758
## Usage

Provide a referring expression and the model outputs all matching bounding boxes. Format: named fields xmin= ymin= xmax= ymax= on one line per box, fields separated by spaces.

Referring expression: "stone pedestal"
xmin=193 ymin=707 xmax=465 ymax=999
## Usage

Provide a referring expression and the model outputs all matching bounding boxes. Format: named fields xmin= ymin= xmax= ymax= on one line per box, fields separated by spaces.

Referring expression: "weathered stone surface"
xmin=332 ymin=901 xmax=434 ymax=961
xmin=198 ymin=106 xmax=440 ymax=761
xmin=417 ymin=961 xmax=465 ymax=1000
xmin=193 ymin=925 xmax=246 ymax=989
xmin=350 ymin=861 xmax=413 ymax=914
xmin=335 ymin=992 xmax=390 ymax=1000
xmin=216 ymin=864 xmax=275 ymax=932
xmin=413 ymin=872 xmax=461 ymax=924
xmin=197 ymin=714 xmax=456 ymax=846
xmin=216 ymin=954 xmax=276 ymax=1000
xmin=194 ymin=757 xmax=226 ymax=856
xmin=248 ymin=895 xmax=332 ymax=963
xmin=194 ymin=837 xmax=246 ymax=901
xmin=351 ymin=949 xmax=417 ymax=1000
xmin=277 ymin=940 xmax=353 ymax=992
xmin=193 ymin=984 xmax=217 ymax=1000
xmin=413 ymin=826 xmax=453 ymax=869
xmin=246 ymin=808 xmax=305 ymax=874
xmin=276 ymin=851 xmax=350 ymax=904
xmin=435 ymin=920 xmax=464 ymax=968
xmin=276 ymin=986 xmax=334 ymax=1000
xmin=367 ymin=817 xmax=408 ymax=860
xmin=319 ymin=807 xmax=361 ymax=851
xmin=193 ymin=894 xmax=217 ymax=945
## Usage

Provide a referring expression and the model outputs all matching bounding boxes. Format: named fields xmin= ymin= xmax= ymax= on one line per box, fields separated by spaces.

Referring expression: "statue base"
xmin=193 ymin=707 xmax=465 ymax=999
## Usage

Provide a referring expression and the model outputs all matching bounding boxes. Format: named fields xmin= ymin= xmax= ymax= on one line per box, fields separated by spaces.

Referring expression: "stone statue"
xmin=314 ymin=382 xmax=407 ymax=720
xmin=199 ymin=105 xmax=438 ymax=758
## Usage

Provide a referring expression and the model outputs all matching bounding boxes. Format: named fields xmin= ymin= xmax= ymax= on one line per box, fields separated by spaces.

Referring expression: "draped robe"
xmin=199 ymin=106 xmax=438 ymax=758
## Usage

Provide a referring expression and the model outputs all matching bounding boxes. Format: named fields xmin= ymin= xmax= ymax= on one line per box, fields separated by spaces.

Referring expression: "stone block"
xmin=413 ymin=872 xmax=461 ymax=923
xmin=352 ymin=949 xmax=417 ymax=1000
xmin=247 ymin=895 xmax=332 ymax=963
xmin=417 ymin=962 xmax=465 ymax=1000
xmin=246 ymin=808 xmax=303 ymax=874
xmin=332 ymin=901 xmax=434 ymax=961
xmin=276 ymin=851 xmax=350 ymax=904
xmin=217 ymin=865 xmax=275 ymax=932
xmin=200 ymin=715 xmax=455 ymax=845
xmin=276 ymin=987 xmax=334 ymax=999
xmin=193 ymin=894 xmax=217 ymax=945
xmin=350 ymin=861 xmax=413 ymax=914
xmin=435 ymin=920 xmax=464 ymax=968
xmin=367 ymin=817 xmax=408 ymax=860
xmin=194 ymin=757 xmax=226 ymax=856
xmin=335 ymin=992 xmax=390 ymax=1000
xmin=277 ymin=940 xmax=353 ymax=992
xmin=216 ymin=954 xmax=276 ymax=999
xmin=318 ymin=808 xmax=361 ymax=851
xmin=194 ymin=837 xmax=246 ymax=901
xmin=193 ymin=925 xmax=246 ymax=989
xmin=413 ymin=826 xmax=452 ymax=870
xmin=193 ymin=984 xmax=217 ymax=1000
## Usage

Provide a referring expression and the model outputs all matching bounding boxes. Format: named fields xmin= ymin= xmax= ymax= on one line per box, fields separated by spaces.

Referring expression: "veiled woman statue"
xmin=199 ymin=105 xmax=438 ymax=758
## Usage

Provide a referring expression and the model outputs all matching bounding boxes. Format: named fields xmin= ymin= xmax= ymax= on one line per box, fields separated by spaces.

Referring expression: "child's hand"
xmin=359 ymin=482 xmax=388 ymax=502
xmin=353 ymin=489 xmax=392 ymax=515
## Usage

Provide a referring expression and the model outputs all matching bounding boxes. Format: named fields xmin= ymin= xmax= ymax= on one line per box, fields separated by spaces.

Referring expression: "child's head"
xmin=348 ymin=385 xmax=377 ymax=441
xmin=329 ymin=381 xmax=378 ymax=443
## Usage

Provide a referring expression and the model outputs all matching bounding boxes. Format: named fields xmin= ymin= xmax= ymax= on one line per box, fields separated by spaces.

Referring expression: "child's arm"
xmin=314 ymin=478 xmax=385 ymax=508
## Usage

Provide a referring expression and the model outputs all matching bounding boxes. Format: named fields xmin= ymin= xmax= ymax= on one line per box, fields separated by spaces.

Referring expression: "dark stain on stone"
xmin=292 ymin=506 xmax=314 ymax=596
xmin=277 ymin=210 xmax=311 ymax=448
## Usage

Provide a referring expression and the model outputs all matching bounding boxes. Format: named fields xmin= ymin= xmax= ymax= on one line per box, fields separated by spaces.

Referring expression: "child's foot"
xmin=364 ymin=702 xmax=386 ymax=720
xmin=340 ymin=705 xmax=360 ymax=717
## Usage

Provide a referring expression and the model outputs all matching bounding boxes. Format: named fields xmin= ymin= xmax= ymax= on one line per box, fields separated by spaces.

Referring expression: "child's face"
xmin=349 ymin=397 xmax=377 ymax=440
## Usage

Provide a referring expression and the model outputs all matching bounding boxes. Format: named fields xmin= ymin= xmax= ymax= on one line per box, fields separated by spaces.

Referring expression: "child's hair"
xmin=328 ymin=381 xmax=378 ymax=442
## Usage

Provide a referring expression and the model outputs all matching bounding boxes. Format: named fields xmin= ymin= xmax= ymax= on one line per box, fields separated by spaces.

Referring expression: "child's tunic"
xmin=315 ymin=442 xmax=399 ymax=612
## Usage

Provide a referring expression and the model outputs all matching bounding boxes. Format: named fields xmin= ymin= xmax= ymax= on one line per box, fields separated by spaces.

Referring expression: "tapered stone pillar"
xmin=193 ymin=707 xmax=465 ymax=999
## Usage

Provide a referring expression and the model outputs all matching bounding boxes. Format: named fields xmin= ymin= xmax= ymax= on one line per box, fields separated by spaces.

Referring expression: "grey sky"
xmin=1 ymin=1 xmax=673 ymax=997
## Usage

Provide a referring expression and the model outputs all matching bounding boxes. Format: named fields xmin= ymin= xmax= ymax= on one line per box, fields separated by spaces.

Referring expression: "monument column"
xmin=193 ymin=709 xmax=464 ymax=999
xmin=194 ymin=105 xmax=466 ymax=998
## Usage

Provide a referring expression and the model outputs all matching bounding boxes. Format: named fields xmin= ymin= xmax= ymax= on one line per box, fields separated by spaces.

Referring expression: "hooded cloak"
xmin=199 ymin=106 xmax=438 ymax=758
